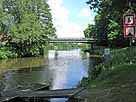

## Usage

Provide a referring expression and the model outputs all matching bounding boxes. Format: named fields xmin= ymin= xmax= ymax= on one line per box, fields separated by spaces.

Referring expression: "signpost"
xmin=104 ymin=48 xmax=110 ymax=63
xmin=123 ymin=14 xmax=136 ymax=46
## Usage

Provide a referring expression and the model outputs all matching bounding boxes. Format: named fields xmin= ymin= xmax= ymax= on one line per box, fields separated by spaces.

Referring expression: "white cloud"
xmin=89 ymin=15 xmax=95 ymax=25
xmin=48 ymin=0 xmax=69 ymax=22
xmin=47 ymin=0 xmax=84 ymax=38
xmin=79 ymin=8 xmax=90 ymax=17
xmin=57 ymin=22 xmax=84 ymax=38
xmin=78 ymin=7 xmax=95 ymax=24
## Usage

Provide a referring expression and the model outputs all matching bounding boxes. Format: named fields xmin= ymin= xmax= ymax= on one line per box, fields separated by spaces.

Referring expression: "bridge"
xmin=48 ymin=38 xmax=97 ymax=43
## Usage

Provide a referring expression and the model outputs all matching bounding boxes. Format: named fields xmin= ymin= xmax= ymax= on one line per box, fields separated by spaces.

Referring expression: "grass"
xmin=91 ymin=47 xmax=136 ymax=79
xmin=86 ymin=64 xmax=136 ymax=88
xmin=80 ymin=47 xmax=136 ymax=87
xmin=79 ymin=47 xmax=136 ymax=102
xmin=79 ymin=64 xmax=136 ymax=102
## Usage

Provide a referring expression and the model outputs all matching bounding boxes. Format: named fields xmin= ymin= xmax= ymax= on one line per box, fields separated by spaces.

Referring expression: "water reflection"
xmin=0 ymin=56 xmax=47 ymax=76
xmin=48 ymin=49 xmax=91 ymax=102
xmin=2 ymin=66 xmax=51 ymax=90
xmin=0 ymin=49 xmax=93 ymax=102
xmin=48 ymin=49 xmax=90 ymax=90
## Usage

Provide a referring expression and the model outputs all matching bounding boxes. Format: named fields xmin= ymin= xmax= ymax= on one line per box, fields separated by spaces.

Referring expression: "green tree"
xmin=84 ymin=24 xmax=96 ymax=38
xmin=95 ymin=14 xmax=109 ymax=45
xmin=0 ymin=0 xmax=56 ymax=56
xmin=86 ymin=0 xmax=136 ymax=47
xmin=107 ymin=20 xmax=119 ymax=41
xmin=0 ymin=3 xmax=11 ymax=34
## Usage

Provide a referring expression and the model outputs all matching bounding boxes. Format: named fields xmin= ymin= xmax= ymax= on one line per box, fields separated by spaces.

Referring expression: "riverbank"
xmin=79 ymin=47 xmax=136 ymax=102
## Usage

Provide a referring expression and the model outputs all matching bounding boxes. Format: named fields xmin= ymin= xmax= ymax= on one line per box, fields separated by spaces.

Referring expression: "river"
xmin=0 ymin=49 xmax=93 ymax=102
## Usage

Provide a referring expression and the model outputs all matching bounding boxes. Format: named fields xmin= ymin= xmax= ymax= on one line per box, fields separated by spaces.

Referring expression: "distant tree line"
xmin=0 ymin=0 xmax=56 ymax=58
xmin=84 ymin=0 xmax=136 ymax=47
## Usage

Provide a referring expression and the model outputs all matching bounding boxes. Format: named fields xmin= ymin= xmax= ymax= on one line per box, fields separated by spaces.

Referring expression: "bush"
xmin=90 ymin=47 xmax=136 ymax=80
xmin=0 ymin=48 xmax=17 ymax=59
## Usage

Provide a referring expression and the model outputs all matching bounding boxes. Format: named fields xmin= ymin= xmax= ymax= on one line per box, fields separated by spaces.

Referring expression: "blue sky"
xmin=48 ymin=0 xmax=96 ymax=38
xmin=63 ymin=0 xmax=93 ymax=26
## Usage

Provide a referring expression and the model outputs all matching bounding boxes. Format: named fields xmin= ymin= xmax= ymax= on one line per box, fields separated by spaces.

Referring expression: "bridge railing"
xmin=49 ymin=38 xmax=96 ymax=40
xmin=48 ymin=38 xmax=97 ymax=43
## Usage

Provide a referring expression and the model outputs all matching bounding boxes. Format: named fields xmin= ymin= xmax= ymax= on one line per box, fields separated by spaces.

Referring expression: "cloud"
xmin=48 ymin=0 xmax=69 ymax=23
xmin=47 ymin=0 xmax=84 ymax=38
xmin=79 ymin=8 xmax=90 ymax=17
xmin=57 ymin=22 xmax=84 ymax=38
xmin=78 ymin=7 xmax=96 ymax=24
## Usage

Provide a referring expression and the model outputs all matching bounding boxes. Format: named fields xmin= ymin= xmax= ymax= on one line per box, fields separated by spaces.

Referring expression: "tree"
xmin=0 ymin=2 xmax=11 ymax=34
xmin=0 ymin=0 xmax=56 ymax=56
xmin=85 ymin=0 xmax=136 ymax=47
xmin=84 ymin=24 xmax=96 ymax=38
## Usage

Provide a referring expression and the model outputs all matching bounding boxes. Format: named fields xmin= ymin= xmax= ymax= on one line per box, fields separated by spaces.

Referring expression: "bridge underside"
xmin=49 ymin=41 xmax=96 ymax=43
xmin=48 ymin=38 xmax=97 ymax=43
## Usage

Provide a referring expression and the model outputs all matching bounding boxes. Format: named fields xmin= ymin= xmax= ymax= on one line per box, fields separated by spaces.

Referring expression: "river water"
xmin=0 ymin=49 xmax=93 ymax=102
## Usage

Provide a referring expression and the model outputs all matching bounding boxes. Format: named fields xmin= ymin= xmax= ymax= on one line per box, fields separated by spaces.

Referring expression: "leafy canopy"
xmin=0 ymin=0 xmax=56 ymax=56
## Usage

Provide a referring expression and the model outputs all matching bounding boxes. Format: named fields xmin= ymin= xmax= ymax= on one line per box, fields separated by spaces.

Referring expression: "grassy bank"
xmin=79 ymin=47 xmax=136 ymax=102
xmin=81 ymin=64 xmax=136 ymax=88
xmin=90 ymin=47 xmax=136 ymax=80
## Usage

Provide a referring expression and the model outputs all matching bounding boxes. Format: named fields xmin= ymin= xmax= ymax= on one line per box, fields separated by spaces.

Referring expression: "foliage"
xmin=90 ymin=47 xmax=136 ymax=80
xmin=85 ymin=0 xmax=136 ymax=47
xmin=95 ymin=14 xmax=109 ymax=45
xmin=0 ymin=0 xmax=56 ymax=57
xmin=107 ymin=20 xmax=119 ymax=41
xmin=0 ymin=4 xmax=11 ymax=34
xmin=78 ymin=44 xmax=90 ymax=51
xmin=80 ymin=64 xmax=136 ymax=89
xmin=0 ymin=48 xmax=17 ymax=59
xmin=84 ymin=24 xmax=95 ymax=38
xmin=0 ymin=40 xmax=17 ymax=59
xmin=48 ymin=43 xmax=79 ymax=50
xmin=80 ymin=47 xmax=136 ymax=89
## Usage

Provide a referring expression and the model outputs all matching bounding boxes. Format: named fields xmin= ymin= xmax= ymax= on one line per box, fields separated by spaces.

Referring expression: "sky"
xmin=48 ymin=0 xmax=96 ymax=38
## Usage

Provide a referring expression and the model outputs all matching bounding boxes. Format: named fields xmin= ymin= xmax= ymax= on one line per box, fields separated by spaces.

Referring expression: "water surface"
xmin=0 ymin=49 xmax=93 ymax=101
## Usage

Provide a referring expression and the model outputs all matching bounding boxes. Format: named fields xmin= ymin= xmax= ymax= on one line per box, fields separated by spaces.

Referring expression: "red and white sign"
xmin=124 ymin=15 xmax=135 ymax=25
xmin=124 ymin=26 xmax=136 ymax=37
xmin=123 ymin=14 xmax=136 ymax=38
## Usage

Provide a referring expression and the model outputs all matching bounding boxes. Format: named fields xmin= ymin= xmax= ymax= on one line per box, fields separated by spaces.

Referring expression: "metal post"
xmin=129 ymin=37 xmax=132 ymax=47
xmin=129 ymin=37 xmax=132 ymax=64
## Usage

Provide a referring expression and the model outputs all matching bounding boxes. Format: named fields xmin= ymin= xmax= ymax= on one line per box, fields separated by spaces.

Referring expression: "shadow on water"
xmin=0 ymin=56 xmax=50 ymax=90
xmin=0 ymin=49 xmax=93 ymax=102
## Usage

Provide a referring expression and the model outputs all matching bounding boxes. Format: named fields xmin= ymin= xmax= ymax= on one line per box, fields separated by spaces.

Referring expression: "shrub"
xmin=90 ymin=47 xmax=136 ymax=80
xmin=0 ymin=48 xmax=17 ymax=59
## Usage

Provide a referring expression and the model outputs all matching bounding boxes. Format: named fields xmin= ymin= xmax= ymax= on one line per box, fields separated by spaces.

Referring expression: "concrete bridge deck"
xmin=49 ymin=38 xmax=97 ymax=43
